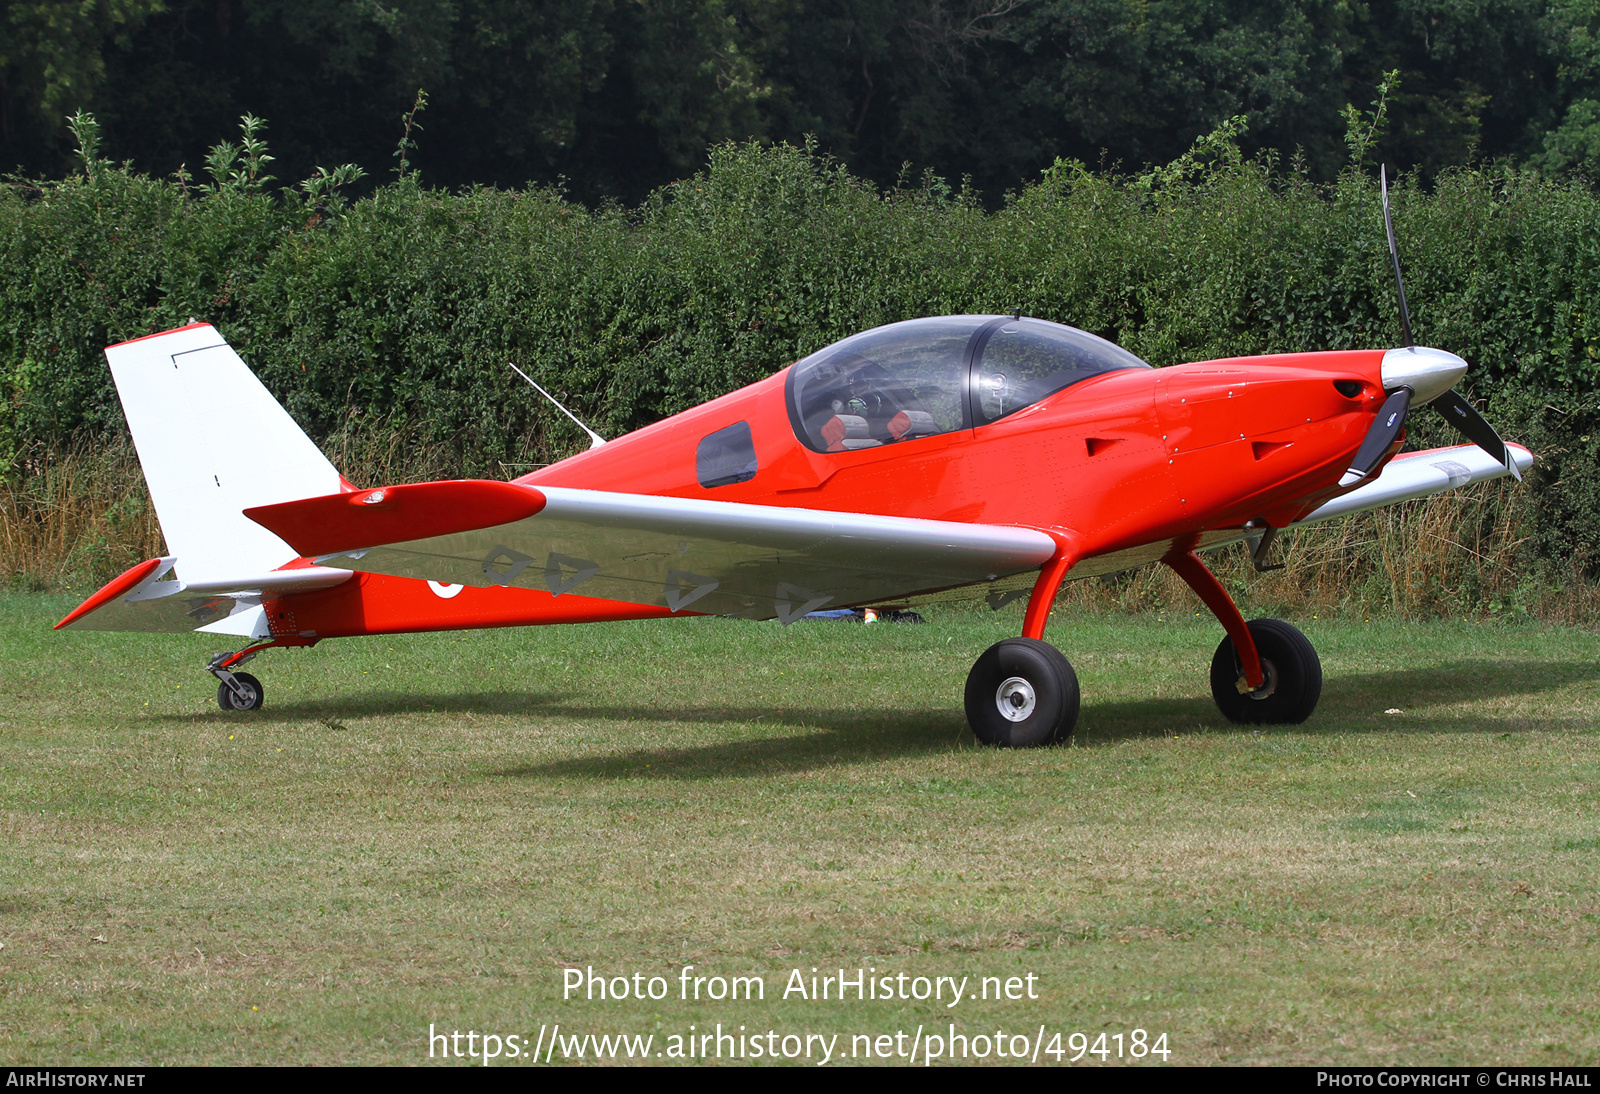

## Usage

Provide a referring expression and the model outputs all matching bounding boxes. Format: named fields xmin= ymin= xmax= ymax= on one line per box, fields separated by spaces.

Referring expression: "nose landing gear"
xmin=1164 ymin=545 xmax=1322 ymax=725
xmin=1209 ymin=618 xmax=1321 ymax=724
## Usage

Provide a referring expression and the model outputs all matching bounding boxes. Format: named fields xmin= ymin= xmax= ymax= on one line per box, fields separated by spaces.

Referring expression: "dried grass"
xmin=0 ymin=439 xmax=163 ymax=591
xmin=319 ymin=415 xmax=469 ymax=489
xmin=1058 ymin=479 xmax=1600 ymax=623
xmin=6 ymin=436 xmax=1595 ymax=623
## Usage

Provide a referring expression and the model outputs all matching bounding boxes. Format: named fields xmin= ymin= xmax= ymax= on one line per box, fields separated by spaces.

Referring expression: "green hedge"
xmin=4 ymin=137 xmax=1599 ymax=571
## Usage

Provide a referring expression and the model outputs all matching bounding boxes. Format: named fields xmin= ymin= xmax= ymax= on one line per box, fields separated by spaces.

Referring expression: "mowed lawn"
xmin=1 ymin=591 xmax=1597 ymax=1066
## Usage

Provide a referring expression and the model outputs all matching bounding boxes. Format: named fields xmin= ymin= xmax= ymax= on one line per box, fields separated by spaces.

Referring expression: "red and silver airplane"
xmin=56 ymin=187 xmax=1533 ymax=745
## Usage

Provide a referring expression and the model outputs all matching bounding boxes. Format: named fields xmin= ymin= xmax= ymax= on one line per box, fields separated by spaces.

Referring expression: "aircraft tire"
xmin=217 ymin=671 xmax=264 ymax=712
xmin=1209 ymin=619 xmax=1321 ymax=724
xmin=965 ymin=638 xmax=1079 ymax=747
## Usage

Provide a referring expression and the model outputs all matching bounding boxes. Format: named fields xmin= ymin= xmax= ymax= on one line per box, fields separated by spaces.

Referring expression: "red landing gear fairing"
xmin=57 ymin=307 xmax=1530 ymax=743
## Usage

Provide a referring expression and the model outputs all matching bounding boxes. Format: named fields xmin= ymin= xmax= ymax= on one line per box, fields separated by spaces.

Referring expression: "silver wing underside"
xmin=314 ymin=487 xmax=1060 ymax=622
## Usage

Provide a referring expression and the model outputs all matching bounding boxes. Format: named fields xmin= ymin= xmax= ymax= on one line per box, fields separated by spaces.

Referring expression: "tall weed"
xmin=0 ymin=440 xmax=162 ymax=591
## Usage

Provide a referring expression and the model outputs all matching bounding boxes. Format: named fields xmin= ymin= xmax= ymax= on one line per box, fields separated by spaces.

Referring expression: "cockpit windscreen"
xmin=787 ymin=316 xmax=982 ymax=452
xmin=785 ymin=315 xmax=1151 ymax=453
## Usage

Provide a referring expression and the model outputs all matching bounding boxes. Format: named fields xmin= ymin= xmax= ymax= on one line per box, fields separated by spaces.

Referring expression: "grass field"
xmin=1 ymin=592 xmax=1597 ymax=1066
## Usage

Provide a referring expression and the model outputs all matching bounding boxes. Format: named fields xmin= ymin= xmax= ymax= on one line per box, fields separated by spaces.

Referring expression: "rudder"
xmin=106 ymin=323 xmax=347 ymax=584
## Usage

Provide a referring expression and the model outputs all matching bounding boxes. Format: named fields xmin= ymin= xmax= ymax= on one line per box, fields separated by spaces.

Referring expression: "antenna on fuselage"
xmin=508 ymin=362 xmax=606 ymax=450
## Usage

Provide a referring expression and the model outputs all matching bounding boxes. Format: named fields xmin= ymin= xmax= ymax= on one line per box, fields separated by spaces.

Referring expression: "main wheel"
xmin=964 ymin=638 xmax=1079 ymax=747
xmin=1209 ymin=619 xmax=1320 ymax=724
xmin=217 ymin=671 xmax=264 ymax=712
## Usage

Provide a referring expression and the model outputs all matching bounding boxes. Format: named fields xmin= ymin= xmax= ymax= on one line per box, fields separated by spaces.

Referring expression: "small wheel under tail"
xmin=217 ymin=671 xmax=264 ymax=712
xmin=965 ymin=637 xmax=1079 ymax=747
xmin=1209 ymin=618 xmax=1321 ymax=725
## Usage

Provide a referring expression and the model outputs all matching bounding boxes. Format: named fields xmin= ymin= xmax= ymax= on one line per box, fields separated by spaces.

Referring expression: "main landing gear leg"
xmin=965 ymin=549 xmax=1080 ymax=748
xmin=207 ymin=641 xmax=284 ymax=712
xmin=1162 ymin=548 xmax=1322 ymax=725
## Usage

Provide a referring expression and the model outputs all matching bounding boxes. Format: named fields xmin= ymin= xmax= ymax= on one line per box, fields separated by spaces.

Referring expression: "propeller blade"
xmin=1432 ymin=388 xmax=1521 ymax=481
xmin=1381 ymin=165 xmax=1415 ymax=348
xmin=1378 ymin=168 xmax=1519 ymax=482
xmin=1340 ymin=388 xmax=1411 ymax=487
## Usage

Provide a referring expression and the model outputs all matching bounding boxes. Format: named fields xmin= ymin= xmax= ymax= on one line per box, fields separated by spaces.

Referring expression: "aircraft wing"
xmin=247 ymin=484 xmax=1060 ymax=622
xmin=1298 ymin=441 xmax=1534 ymax=525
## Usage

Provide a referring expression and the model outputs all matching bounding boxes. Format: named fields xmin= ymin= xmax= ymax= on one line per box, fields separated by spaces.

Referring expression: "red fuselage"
xmin=261 ymin=348 xmax=1392 ymax=642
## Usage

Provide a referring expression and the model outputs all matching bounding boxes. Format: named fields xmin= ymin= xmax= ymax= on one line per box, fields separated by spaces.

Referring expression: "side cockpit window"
xmin=786 ymin=316 xmax=982 ymax=453
xmin=696 ymin=421 xmax=758 ymax=487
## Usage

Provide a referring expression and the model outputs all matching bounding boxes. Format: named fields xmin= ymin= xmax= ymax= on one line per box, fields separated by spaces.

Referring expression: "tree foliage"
xmin=3 ymin=123 xmax=1599 ymax=574
xmin=7 ymin=1 xmax=1600 ymax=200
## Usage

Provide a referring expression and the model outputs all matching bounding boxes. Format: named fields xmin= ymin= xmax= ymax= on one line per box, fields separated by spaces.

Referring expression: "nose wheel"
xmin=965 ymin=637 xmax=1079 ymax=747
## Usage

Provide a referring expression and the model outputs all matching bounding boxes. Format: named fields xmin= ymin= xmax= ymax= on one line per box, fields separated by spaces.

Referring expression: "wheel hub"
xmin=994 ymin=676 xmax=1037 ymax=722
xmin=1246 ymin=658 xmax=1279 ymax=701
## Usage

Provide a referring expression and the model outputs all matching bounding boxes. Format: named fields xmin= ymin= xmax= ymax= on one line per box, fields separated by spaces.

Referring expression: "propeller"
xmin=1339 ymin=387 xmax=1410 ymax=488
xmin=1380 ymin=165 xmax=1415 ymax=349
xmin=1431 ymin=388 xmax=1514 ymax=471
xmin=1378 ymin=165 xmax=1520 ymax=481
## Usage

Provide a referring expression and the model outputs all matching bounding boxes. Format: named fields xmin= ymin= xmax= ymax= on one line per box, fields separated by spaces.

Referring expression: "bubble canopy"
xmin=785 ymin=315 xmax=1152 ymax=453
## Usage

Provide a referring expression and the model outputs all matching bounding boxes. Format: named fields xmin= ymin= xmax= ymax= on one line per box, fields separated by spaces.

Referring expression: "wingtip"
xmin=104 ymin=321 xmax=215 ymax=350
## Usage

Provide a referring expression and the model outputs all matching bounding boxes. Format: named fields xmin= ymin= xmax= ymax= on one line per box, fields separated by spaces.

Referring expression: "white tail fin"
xmin=106 ymin=323 xmax=346 ymax=585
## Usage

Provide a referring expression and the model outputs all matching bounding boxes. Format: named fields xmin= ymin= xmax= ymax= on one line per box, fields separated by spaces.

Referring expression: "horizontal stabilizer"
xmin=55 ymin=556 xmax=352 ymax=634
xmin=247 ymin=485 xmax=1060 ymax=622
xmin=245 ymin=480 xmax=547 ymax=557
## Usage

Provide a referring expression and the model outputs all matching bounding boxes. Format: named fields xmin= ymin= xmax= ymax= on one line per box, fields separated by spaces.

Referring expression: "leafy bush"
xmin=4 ymin=119 xmax=1599 ymax=585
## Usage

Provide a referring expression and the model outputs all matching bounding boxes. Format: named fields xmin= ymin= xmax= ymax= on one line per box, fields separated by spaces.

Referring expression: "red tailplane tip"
xmin=56 ymin=557 xmax=165 ymax=629
xmin=244 ymin=480 xmax=547 ymax=557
